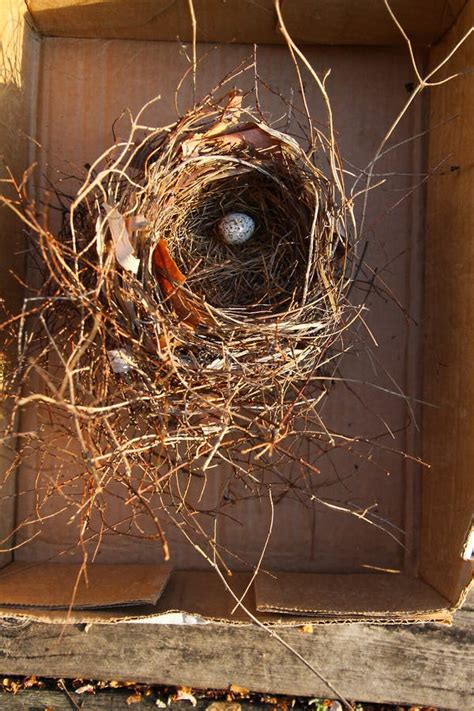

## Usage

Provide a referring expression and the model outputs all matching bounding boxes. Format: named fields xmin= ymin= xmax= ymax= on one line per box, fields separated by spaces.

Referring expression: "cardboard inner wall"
xmin=421 ymin=1 xmax=474 ymax=605
xmin=25 ymin=0 xmax=465 ymax=46
xmin=0 ymin=0 xmax=40 ymax=568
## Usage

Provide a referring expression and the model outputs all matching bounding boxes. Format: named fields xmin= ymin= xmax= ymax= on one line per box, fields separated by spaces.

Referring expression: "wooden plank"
xmin=0 ymin=689 xmax=153 ymax=709
xmin=0 ymin=692 xmax=317 ymax=710
xmin=0 ymin=590 xmax=472 ymax=710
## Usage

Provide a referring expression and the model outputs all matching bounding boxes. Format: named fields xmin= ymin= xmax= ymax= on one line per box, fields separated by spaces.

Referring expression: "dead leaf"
xmin=205 ymin=91 xmax=243 ymax=136
xmin=182 ymin=124 xmax=278 ymax=157
xmin=153 ymin=239 xmax=208 ymax=328
xmin=153 ymin=239 xmax=186 ymax=293
xmin=2 ymin=678 xmax=21 ymax=694
xmin=174 ymin=687 xmax=197 ymax=706
xmin=127 ymin=691 xmax=143 ymax=704
xmin=207 ymin=703 xmax=241 ymax=711
xmin=229 ymin=684 xmax=249 ymax=696
xmin=75 ymin=684 xmax=95 ymax=695
xmin=103 ymin=201 xmax=140 ymax=274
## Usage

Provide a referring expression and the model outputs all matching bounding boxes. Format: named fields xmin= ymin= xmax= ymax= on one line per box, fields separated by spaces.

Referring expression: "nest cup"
xmin=144 ymin=148 xmax=324 ymax=311
xmin=100 ymin=92 xmax=353 ymax=390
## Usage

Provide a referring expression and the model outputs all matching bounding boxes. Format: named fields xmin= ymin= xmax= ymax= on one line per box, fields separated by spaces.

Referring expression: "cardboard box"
xmin=0 ymin=0 xmax=472 ymax=625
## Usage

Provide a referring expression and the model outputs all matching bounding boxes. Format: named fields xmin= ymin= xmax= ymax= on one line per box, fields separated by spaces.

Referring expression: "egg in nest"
xmin=218 ymin=212 xmax=256 ymax=245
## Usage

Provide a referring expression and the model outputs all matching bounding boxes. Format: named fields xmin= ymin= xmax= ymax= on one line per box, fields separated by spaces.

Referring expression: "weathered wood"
xmin=0 ymin=590 xmax=473 ymax=710
xmin=0 ymin=688 xmax=161 ymax=710
xmin=0 ymin=694 xmax=322 ymax=710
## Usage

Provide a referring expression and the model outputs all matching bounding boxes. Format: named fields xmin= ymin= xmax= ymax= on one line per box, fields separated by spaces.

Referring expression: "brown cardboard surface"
xmin=421 ymin=0 xmax=474 ymax=604
xmin=0 ymin=560 xmax=171 ymax=608
xmin=0 ymin=570 xmax=258 ymax=623
xmin=0 ymin=0 xmax=40 ymax=568
xmin=12 ymin=38 xmax=425 ymax=579
xmin=254 ymin=571 xmax=450 ymax=616
xmin=0 ymin=570 xmax=453 ymax=624
xmin=26 ymin=0 xmax=465 ymax=47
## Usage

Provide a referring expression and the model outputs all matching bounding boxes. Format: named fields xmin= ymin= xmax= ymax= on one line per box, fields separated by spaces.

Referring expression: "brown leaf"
xmin=75 ymin=684 xmax=95 ymax=694
xmin=103 ymin=202 xmax=140 ymax=274
xmin=153 ymin=239 xmax=210 ymax=329
xmin=174 ymin=687 xmax=197 ymax=706
xmin=201 ymin=91 xmax=244 ymax=138
xmin=127 ymin=692 xmax=143 ymax=704
xmin=182 ymin=124 xmax=278 ymax=157
xmin=229 ymin=684 xmax=249 ymax=696
xmin=207 ymin=703 xmax=242 ymax=711
xmin=2 ymin=678 xmax=20 ymax=694
xmin=153 ymin=239 xmax=186 ymax=292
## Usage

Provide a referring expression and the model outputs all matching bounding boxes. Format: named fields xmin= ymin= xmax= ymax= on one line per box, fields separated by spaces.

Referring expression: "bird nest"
xmin=2 ymin=88 xmax=358 ymax=562
xmin=78 ymin=91 xmax=353 ymax=401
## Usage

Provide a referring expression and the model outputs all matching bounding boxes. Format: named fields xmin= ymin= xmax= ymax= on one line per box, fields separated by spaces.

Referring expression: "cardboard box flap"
xmin=153 ymin=570 xmax=256 ymax=623
xmin=0 ymin=562 xmax=171 ymax=609
xmin=0 ymin=571 xmax=454 ymax=625
xmin=26 ymin=0 xmax=464 ymax=46
xmin=255 ymin=572 xmax=452 ymax=617
xmin=0 ymin=572 xmax=255 ymax=625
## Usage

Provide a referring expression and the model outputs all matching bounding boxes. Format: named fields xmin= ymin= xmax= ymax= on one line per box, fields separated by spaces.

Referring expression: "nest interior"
xmin=146 ymin=154 xmax=320 ymax=311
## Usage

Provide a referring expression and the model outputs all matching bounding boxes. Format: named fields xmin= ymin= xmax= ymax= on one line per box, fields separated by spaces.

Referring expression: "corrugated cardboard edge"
xmin=254 ymin=572 xmax=453 ymax=624
xmin=0 ymin=608 xmax=454 ymax=625
xmin=0 ymin=570 xmax=454 ymax=625
xmin=0 ymin=561 xmax=172 ymax=609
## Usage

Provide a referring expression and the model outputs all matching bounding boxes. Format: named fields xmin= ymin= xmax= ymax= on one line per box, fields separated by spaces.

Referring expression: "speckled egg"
xmin=218 ymin=212 xmax=255 ymax=245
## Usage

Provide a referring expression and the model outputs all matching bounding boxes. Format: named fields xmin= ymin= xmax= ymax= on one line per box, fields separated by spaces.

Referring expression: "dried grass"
xmin=0 ymin=72 xmax=361 ymax=566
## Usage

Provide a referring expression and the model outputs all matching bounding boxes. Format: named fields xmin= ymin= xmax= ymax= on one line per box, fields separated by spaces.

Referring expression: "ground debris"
xmin=0 ymin=676 xmax=440 ymax=711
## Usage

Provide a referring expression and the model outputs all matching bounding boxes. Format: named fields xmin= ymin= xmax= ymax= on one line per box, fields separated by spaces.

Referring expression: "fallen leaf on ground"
xmin=75 ymin=684 xmax=95 ymax=694
xmin=127 ymin=691 xmax=143 ymax=704
xmin=229 ymin=684 xmax=249 ymax=696
xmin=174 ymin=687 xmax=197 ymax=706
xmin=207 ymin=703 xmax=241 ymax=711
